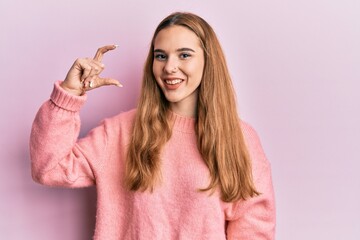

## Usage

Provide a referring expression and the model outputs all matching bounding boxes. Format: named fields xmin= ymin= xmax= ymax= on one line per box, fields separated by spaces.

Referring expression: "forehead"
xmin=153 ymin=25 xmax=201 ymax=50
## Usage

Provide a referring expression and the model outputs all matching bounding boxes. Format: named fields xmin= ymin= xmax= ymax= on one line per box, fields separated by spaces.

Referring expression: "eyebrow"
xmin=153 ymin=48 xmax=196 ymax=53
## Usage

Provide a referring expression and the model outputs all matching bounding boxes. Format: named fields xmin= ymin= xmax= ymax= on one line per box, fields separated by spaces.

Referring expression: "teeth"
xmin=165 ymin=79 xmax=182 ymax=85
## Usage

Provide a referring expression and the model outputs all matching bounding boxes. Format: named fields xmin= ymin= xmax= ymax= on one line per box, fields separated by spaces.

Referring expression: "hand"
xmin=61 ymin=45 xmax=122 ymax=96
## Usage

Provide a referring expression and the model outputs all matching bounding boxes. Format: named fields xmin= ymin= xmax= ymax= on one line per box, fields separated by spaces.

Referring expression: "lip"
xmin=163 ymin=76 xmax=184 ymax=80
xmin=162 ymin=77 xmax=184 ymax=90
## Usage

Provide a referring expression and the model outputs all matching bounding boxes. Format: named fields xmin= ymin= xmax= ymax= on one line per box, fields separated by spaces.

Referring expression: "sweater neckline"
xmin=170 ymin=111 xmax=196 ymax=133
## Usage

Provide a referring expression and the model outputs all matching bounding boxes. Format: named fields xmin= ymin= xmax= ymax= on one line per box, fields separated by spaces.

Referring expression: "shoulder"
xmin=101 ymin=108 xmax=137 ymax=133
xmin=240 ymin=120 xmax=271 ymax=179
xmin=106 ymin=108 xmax=136 ymax=122
xmin=110 ymin=108 xmax=137 ymax=122
xmin=240 ymin=120 xmax=263 ymax=151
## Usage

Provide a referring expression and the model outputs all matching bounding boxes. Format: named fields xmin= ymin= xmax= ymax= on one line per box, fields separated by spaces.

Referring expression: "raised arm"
xmin=30 ymin=45 xmax=121 ymax=188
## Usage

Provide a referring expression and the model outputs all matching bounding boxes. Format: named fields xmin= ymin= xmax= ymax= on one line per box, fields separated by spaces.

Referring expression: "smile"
xmin=165 ymin=79 xmax=184 ymax=85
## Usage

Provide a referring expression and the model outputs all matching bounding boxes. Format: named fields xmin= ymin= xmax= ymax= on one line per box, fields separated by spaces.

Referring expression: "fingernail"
xmin=117 ymin=83 xmax=123 ymax=87
xmin=114 ymin=44 xmax=119 ymax=48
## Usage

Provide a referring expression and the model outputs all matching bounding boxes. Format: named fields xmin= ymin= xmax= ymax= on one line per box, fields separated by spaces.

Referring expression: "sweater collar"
xmin=170 ymin=111 xmax=196 ymax=133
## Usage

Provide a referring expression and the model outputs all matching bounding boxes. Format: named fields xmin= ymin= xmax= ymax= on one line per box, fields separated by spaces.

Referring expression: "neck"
xmin=169 ymin=94 xmax=198 ymax=118
xmin=170 ymin=104 xmax=197 ymax=117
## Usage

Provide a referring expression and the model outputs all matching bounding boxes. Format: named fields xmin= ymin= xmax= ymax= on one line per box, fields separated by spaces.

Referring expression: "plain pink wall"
xmin=1 ymin=0 xmax=359 ymax=239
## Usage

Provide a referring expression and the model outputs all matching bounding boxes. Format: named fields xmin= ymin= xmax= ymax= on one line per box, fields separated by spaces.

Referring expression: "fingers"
xmin=80 ymin=59 xmax=105 ymax=82
xmin=101 ymin=77 xmax=123 ymax=87
xmin=83 ymin=76 xmax=122 ymax=90
xmin=62 ymin=45 xmax=120 ymax=96
xmin=81 ymin=58 xmax=122 ymax=90
xmin=94 ymin=44 xmax=118 ymax=62
xmin=82 ymin=44 xmax=118 ymax=81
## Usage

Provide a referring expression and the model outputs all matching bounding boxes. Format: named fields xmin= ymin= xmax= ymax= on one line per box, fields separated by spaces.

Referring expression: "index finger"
xmin=93 ymin=44 xmax=118 ymax=62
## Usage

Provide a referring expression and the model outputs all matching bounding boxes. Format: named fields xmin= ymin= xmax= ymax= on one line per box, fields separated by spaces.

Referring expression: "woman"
xmin=30 ymin=12 xmax=275 ymax=239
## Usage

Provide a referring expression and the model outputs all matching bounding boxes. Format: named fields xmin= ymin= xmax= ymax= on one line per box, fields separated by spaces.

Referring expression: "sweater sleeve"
xmin=226 ymin=123 xmax=276 ymax=240
xmin=30 ymin=81 xmax=109 ymax=188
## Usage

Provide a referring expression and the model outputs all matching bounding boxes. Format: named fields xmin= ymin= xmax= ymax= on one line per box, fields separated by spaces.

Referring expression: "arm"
xmin=30 ymin=45 xmax=121 ymax=188
xmin=30 ymin=81 xmax=108 ymax=187
xmin=226 ymin=123 xmax=276 ymax=239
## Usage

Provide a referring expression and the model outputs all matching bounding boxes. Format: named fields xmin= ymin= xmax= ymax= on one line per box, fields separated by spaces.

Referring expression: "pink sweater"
xmin=30 ymin=81 xmax=276 ymax=240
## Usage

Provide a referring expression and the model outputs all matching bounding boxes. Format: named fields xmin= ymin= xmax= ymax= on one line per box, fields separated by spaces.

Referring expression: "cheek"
xmin=152 ymin=61 xmax=162 ymax=77
xmin=190 ymin=60 xmax=205 ymax=80
xmin=152 ymin=64 xmax=163 ymax=86
xmin=152 ymin=62 xmax=157 ymax=77
xmin=191 ymin=56 xmax=205 ymax=73
xmin=184 ymin=61 xmax=200 ymax=74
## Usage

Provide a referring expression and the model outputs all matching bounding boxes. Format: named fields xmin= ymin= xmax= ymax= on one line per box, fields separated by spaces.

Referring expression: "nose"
xmin=163 ymin=56 xmax=179 ymax=73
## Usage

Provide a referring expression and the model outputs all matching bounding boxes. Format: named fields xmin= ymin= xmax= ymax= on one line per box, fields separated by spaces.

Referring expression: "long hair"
xmin=125 ymin=12 xmax=259 ymax=202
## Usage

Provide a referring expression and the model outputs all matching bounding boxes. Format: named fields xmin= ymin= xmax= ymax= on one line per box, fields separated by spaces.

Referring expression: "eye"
xmin=154 ymin=53 xmax=167 ymax=61
xmin=180 ymin=53 xmax=191 ymax=59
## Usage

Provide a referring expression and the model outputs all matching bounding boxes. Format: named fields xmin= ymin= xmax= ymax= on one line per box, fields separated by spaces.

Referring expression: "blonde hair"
xmin=125 ymin=12 xmax=259 ymax=202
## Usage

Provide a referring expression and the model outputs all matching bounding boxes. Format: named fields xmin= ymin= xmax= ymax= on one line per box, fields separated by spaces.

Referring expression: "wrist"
xmin=51 ymin=81 xmax=87 ymax=112
xmin=60 ymin=81 xmax=83 ymax=96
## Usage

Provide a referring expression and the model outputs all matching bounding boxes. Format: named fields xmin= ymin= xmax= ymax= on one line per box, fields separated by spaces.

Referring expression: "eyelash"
xmin=154 ymin=54 xmax=167 ymax=60
xmin=180 ymin=53 xmax=191 ymax=59
xmin=154 ymin=53 xmax=192 ymax=61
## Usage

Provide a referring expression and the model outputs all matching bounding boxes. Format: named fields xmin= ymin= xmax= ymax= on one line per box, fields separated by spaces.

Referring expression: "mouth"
xmin=162 ymin=78 xmax=184 ymax=90
xmin=164 ymin=79 xmax=184 ymax=85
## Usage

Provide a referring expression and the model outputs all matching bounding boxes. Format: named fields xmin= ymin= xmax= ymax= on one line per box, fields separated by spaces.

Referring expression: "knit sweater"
xmin=30 ymin=81 xmax=276 ymax=240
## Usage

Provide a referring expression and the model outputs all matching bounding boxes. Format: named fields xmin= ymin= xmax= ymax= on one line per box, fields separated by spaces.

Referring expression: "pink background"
xmin=1 ymin=0 xmax=359 ymax=239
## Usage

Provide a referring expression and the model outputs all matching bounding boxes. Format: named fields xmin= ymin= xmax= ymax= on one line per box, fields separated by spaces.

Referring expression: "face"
xmin=152 ymin=25 xmax=205 ymax=117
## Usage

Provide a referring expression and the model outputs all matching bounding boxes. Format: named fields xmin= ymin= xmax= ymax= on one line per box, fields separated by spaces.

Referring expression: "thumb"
xmin=99 ymin=77 xmax=123 ymax=88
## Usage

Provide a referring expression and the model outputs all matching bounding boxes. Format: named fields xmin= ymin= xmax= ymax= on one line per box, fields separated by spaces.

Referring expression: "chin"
xmin=163 ymin=94 xmax=181 ymax=103
xmin=165 ymin=98 xmax=181 ymax=103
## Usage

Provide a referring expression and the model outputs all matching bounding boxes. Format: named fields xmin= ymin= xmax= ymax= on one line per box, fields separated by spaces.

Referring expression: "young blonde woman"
xmin=30 ymin=12 xmax=275 ymax=239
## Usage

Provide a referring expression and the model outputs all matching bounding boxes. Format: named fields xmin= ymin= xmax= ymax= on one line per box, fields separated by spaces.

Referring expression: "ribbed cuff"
xmin=50 ymin=81 xmax=87 ymax=112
